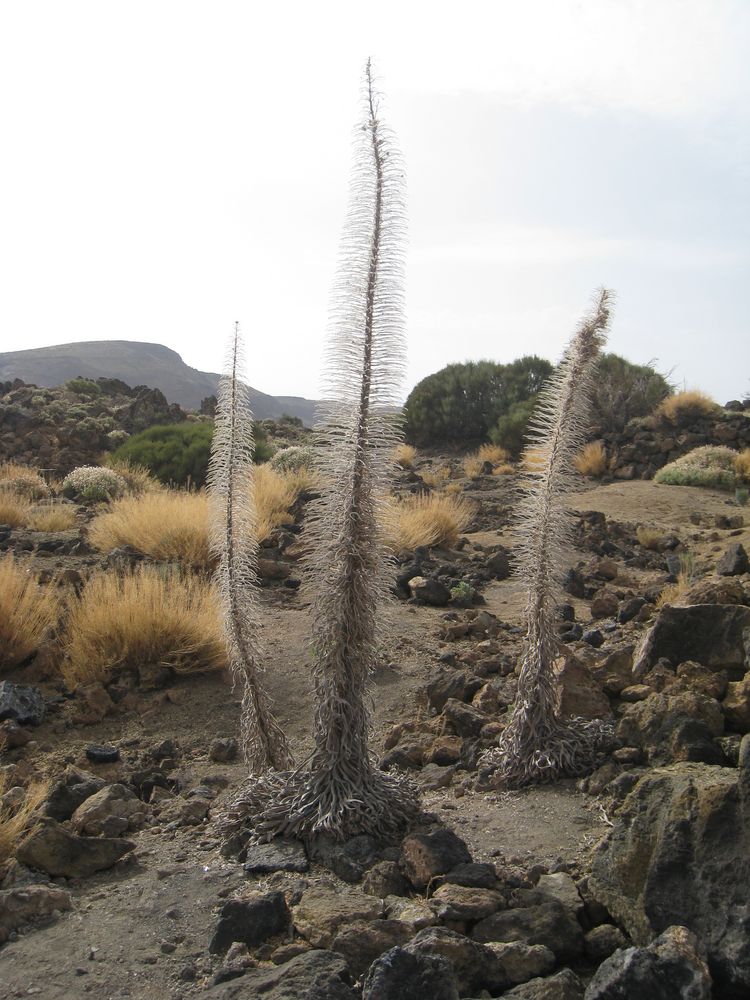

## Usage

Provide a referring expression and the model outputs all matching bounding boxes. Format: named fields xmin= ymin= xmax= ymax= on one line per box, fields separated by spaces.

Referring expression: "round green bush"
xmin=62 ymin=466 xmax=126 ymax=502
xmin=654 ymin=446 xmax=739 ymax=491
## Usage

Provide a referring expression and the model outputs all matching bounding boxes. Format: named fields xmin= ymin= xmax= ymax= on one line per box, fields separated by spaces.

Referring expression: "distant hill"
xmin=0 ymin=340 xmax=317 ymax=423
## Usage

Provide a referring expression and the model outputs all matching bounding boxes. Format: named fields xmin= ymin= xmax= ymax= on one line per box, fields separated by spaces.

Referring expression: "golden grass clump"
xmin=394 ymin=444 xmax=417 ymax=469
xmin=573 ymin=441 xmax=607 ymax=477
xmin=492 ymin=462 xmax=516 ymax=476
xmin=0 ymin=462 xmax=50 ymax=499
xmin=383 ymin=492 xmax=474 ymax=550
xmin=0 ymin=773 xmax=50 ymax=871
xmin=104 ymin=458 xmax=164 ymax=496
xmin=26 ymin=505 xmax=78 ymax=532
xmin=0 ymin=554 xmax=61 ymax=672
xmin=88 ymin=491 xmax=212 ymax=568
xmin=735 ymin=448 xmax=750 ymax=482
xmin=477 ymin=443 xmax=510 ymax=465
xmin=253 ymin=464 xmax=312 ymax=543
xmin=421 ymin=465 xmax=451 ymax=489
xmin=463 ymin=454 xmax=485 ymax=478
xmin=63 ymin=566 xmax=226 ymax=687
xmin=656 ymin=554 xmax=694 ymax=609
xmin=655 ymin=390 xmax=718 ymax=424
xmin=0 ymin=489 xmax=31 ymax=529
xmin=636 ymin=525 xmax=664 ymax=550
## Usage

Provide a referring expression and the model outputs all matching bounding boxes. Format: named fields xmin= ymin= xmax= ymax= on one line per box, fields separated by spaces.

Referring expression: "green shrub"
xmin=589 ymin=354 xmax=673 ymax=433
xmin=404 ymin=356 xmax=552 ymax=447
xmin=62 ymin=466 xmax=126 ymax=502
xmin=270 ymin=445 xmax=315 ymax=474
xmin=490 ymin=397 xmax=538 ymax=456
xmin=654 ymin=445 xmax=739 ymax=490
xmin=112 ymin=421 xmax=272 ymax=487
xmin=66 ymin=377 xmax=101 ymax=397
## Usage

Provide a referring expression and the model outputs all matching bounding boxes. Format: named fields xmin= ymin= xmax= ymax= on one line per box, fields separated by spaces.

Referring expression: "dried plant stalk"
xmin=223 ymin=60 xmax=417 ymax=842
xmin=207 ymin=324 xmax=291 ymax=772
xmin=480 ymin=289 xmax=616 ymax=787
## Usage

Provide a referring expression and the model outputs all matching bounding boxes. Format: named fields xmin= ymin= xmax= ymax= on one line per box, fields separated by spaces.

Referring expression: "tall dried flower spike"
xmin=480 ymin=288 xmax=616 ymax=787
xmin=207 ymin=322 xmax=291 ymax=772
xmin=222 ymin=60 xmax=417 ymax=843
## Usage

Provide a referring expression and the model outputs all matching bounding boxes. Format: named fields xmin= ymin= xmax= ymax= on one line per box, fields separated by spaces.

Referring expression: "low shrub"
xmin=269 ymin=445 xmax=316 ymax=474
xmin=61 ymin=466 xmax=125 ymax=503
xmin=0 ymin=554 xmax=61 ymax=672
xmin=574 ymin=441 xmax=607 ymax=477
xmin=490 ymin=397 xmax=538 ymax=456
xmin=88 ymin=491 xmax=211 ymax=568
xmin=654 ymin=390 xmax=718 ymax=425
xmin=254 ymin=465 xmax=311 ymax=543
xmin=492 ymin=463 xmax=515 ymax=476
xmin=421 ymin=466 xmax=451 ymax=489
xmin=0 ymin=463 xmax=50 ymax=499
xmin=66 ymin=377 xmax=101 ymax=397
xmin=463 ymin=454 xmax=484 ymax=478
xmin=383 ymin=493 xmax=474 ymax=550
xmin=656 ymin=554 xmax=694 ymax=608
xmin=62 ymin=567 xmax=226 ymax=687
xmin=104 ymin=458 xmax=163 ymax=496
xmin=26 ymin=505 xmax=78 ymax=532
xmin=654 ymin=446 xmax=739 ymax=491
xmin=477 ymin=443 xmax=510 ymax=465
xmin=636 ymin=525 xmax=664 ymax=551
xmin=393 ymin=444 xmax=417 ymax=469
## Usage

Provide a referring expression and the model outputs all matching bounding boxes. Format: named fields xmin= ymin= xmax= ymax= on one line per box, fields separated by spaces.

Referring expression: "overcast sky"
xmin=1 ymin=0 xmax=748 ymax=403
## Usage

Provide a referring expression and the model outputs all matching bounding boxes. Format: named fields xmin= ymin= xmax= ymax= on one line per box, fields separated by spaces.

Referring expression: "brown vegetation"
xmin=574 ymin=441 xmax=608 ymax=477
xmin=655 ymin=389 xmax=717 ymax=424
xmin=383 ymin=492 xmax=473 ymax=550
xmin=0 ymin=554 xmax=60 ymax=672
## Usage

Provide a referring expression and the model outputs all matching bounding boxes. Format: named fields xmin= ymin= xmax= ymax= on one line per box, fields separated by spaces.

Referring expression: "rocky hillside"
xmin=0 ymin=341 xmax=317 ymax=422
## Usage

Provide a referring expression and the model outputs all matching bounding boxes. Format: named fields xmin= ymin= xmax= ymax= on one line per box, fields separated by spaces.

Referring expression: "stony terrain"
xmin=2 ymin=456 xmax=750 ymax=998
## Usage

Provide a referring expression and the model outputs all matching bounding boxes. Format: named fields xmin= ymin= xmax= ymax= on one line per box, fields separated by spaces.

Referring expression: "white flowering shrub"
xmin=62 ymin=466 xmax=126 ymax=502
xmin=269 ymin=445 xmax=316 ymax=474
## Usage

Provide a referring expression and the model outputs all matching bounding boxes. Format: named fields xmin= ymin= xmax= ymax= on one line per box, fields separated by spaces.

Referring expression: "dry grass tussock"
xmin=104 ymin=458 xmax=163 ymax=496
xmin=88 ymin=491 xmax=212 ymax=568
xmin=0 ymin=489 xmax=31 ymax=528
xmin=26 ymin=504 xmax=78 ymax=532
xmin=636 ymin=525 xmax=664 ymax=550
xmin=63 ymin=567 xmax=226 ymax=687
xmin=0 ymin=554 xmax=60 ymax=672
xmin=383 ymin=492 xmax=474 ymax=550
xmin=656 ymin=555 xmax=694 ymax=608
xmin=735 ymin=449 xmax=750 ymax=482
xmin=253 ymin=464 xmax=315 ymax=543
xmin=0 ymin=773 xmax=50 ymax=871
xmin=477 ymin=443 xmax=510 ymax=464
xmin=421 ymin=465 xmax=451 ymax=489
xmin=655 ymin=390 xmax=717 ymax=424
xmin=0 ymin=462 xmax=50 ymax=499
xmin=492 ymin=462 xmax=515 ymax=476
xmin=393 ymin=443 xmax=417 ymax=469
xmin=463 ymin=454 xmax=484 ymax=478
xmin=574 ymin=441 xmax=608 ymax=477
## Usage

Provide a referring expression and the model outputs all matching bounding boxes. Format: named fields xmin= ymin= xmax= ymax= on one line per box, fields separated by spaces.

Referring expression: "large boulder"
xmin=292 ymin=887 xmax=383 ymax=948
xmin=0 ymin=886 xmax=72 ymax=944
xmin=632 ymin=605 xmax=750 ymax=679
xmin=400 ymin=828 xmax=472 ymax=890
xmin=584 ymin=925 xmax=712 ymax=1000
xmin=16 ymin=817 xmax=134 ymax=877
xmin=210 ymin=949 xmax=356 ymax=999
xmin=616 ymin=690 xmax=724 ymax=765
xmin=473 ymin=899 xmax=584 ymax=962
xmin=209 ymin=892 xmax=290 ymax=954
xmin=362 ymin=947 xmax=459 ymax=1000
xmin=589 ymin=751 xmax=750 ymax=997
xmin=0 ymin=682 xmax=46 ymax=726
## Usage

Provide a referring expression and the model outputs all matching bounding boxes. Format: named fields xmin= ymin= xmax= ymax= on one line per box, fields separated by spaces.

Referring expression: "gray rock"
xmin=209 ymin=891 xmax=290 ymax=954
xmin=209 ymin=737 xmax=238 ymax=763
xmin=632 ymin=604 xmax=750 ymax=678
xmin=505 ymin=968 xmax=585 ymax=999
xmin=309 ymin=832 xmax=378 ymax=883
xmin=0 ymin=682 xmax=45 ymax=726
xmin=584 ymin=925 xmax=712 ymax=1000
xmin=400 ymin=828 xmax=472 ymax=890
xmin=44 ymin=767 xmax=106 ymax=821
xmin=584 ymin=925 xmax=628 ymax=962
xmin=293 ymin=886 xmax=383 ymax=948
xmin=0 ymin=886 xmax=72 ymax=943
xmin=362 ymin=860 xmax=411 ymax=898
xmin=243 ymin=838 xmax=308 ymax=875
xmin=426 ymin=669 xmax=484 ymax=713
xmin=473 ymin=899 xmax=584 ymax=961
xmin=16 ymin=817 xmax=134 ymax=877
xmin=362 ymin=946 xmax=459 ymax=1000
xmin=409 ymin=576 xmax=451 ymax=606
xmin=589 ymin=759 xmax=750 ymax=996
xmin=331 ymin=919 xmax=411 ymax=978
xmin=716 ymin=543 xmax=749 ymax=576
xmin=210 ymin=949 xmax=356 ymax=999
xmin=616 ymin=690 xmax=724 ymax=765
xmin=71 ymin=783 xmax=145 ymax=837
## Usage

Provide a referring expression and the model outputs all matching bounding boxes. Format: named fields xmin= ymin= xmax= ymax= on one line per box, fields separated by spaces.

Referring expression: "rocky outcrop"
xmin=632 ymin=604 xmax=750 ymax=678
xmin=589 ymin=749 xmax=750 ymax=997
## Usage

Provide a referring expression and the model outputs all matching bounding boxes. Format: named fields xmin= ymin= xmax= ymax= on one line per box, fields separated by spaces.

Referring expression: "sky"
xmin=0 ymin=0 xmax=748 ymax=403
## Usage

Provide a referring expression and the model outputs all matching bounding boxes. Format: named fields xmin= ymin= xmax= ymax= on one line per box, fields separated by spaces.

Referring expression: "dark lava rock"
xmin=717 ymin=543 xmax=749 ymax=576
xmin=243 ymin=838 xmax=308 ymax=875
xmin=309 ymin=833 xmax=379 ymax=883
xmin=0 ymin=682 xmax=45 ymax=726
xmin=563 ymin=568 xmax=586 ymax=598
xmin=584 ymin=925 xmax=712 ymax=1000
xmin=487 ymin=548 xmax=512 ymax=580
xmin=16 ymin=817 xmax=134 ymax=878
xmin=473 ymin=899 xmax=584 ymax=962
xmin=362 ymin=946 xmax=459 ymax=1000
xmin=400 ymin=828 xmax=472 ymax=890
xmin=209 ymin=891 xmax=290 ymax=954
xmin=426 ymin=669 xmax=484 ymax=713
xmin=617 ymin=691 xmax=723 ymax=766
xmin=506 ymin=968 xmax=585 ymax=999
xmin=435 ymin=861 xmax=499 ymax=890
xmin=209 ymin=738 xmax=238 ymax=763
xmin=85 ymin=744 xmax=120 ymax=764
xmin=210 ymin=949 xmax=356 ymax=999
xmin=582 ymin=628 xmax=604 ymax=648
xmin=618 ymin=597 xmax=646 ymax=624
xmin=589 ymin=752 xmax=750 ymax=997
xmin=632 ymin=604 xmax=750 ymax=679
xmin=44 ymin=767 xmax=106 ymax=821
xmin=409 ymin=576 xmax=451 ymax=607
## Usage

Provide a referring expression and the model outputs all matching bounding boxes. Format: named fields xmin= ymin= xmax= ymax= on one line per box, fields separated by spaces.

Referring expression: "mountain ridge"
xmin=0 ymin=340 xmax=317 ymax=423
